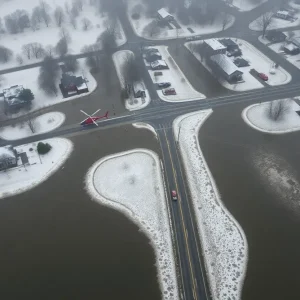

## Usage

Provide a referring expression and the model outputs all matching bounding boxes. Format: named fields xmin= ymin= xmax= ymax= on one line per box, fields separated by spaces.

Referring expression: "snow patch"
xmin=173 ymin=111 xmax=248 ymax=300
xmin=0 ymin=138 xmax=73 ymax=199
xmin=222 ymin=0 xmax=267 ymax=11
xmin=132 ymin=122 xmax=157 ymax=138
xmin=85 ymin=149 xmax=179 ymax=300
xmin=0 ymin=111 xmax=65 ymax=140
xmin=242 ymin=99 xmax=300 ymax=133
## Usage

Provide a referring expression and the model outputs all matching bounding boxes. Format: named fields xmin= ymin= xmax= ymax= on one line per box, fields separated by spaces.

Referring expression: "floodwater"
xmin=0 ymin=126 xmax=161 ymax=300
xmin=199 ymin=103 xmax=300 ymax=300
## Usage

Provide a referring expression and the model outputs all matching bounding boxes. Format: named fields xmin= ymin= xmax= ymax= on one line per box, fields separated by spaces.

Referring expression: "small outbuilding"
xmin=157 ymin=8 xmax=174 ymax=22
xmin=60 ymin=73 xmax=89 ymax=97
xmin=203 ymin=39 xmax=227 ymax=57
xmin=265 ymin=30 xmax=287 ymax=43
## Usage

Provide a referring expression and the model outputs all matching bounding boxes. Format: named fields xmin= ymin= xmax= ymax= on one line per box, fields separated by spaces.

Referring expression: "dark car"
xmin=171 ymin=190 xmax=178 ymax=201
xmin=157 ymin=82 xmax=171 ymax=88
xmin=234 ymin=58 xmax=250 ymax=67
xmin=162 ymin=88 xmax=176 ymax=95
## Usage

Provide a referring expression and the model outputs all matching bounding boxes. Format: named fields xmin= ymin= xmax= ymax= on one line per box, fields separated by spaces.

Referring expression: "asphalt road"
xmin=2 ymin=1 xmax=300 ymax=299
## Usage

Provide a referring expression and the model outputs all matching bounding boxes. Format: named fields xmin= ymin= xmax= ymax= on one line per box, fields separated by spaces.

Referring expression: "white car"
xmin=150 ymin=60 xmax=168 ymax=70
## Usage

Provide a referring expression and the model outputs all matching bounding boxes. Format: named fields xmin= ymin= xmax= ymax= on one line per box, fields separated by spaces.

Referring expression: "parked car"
xmin=171 ymin=190 xmax=178 ymax=201
xmin=227 ymin=48 xmax=242 ymax=57
xmin=157 ymin=82 xmax=171 ymax=88
xmin=151 ymin=60 xmax=168 ymax=70
xmin=258 ymin=72 xmax=268 ymax=81
xmin=162 ymin=88 xmax=176 ymax=95
xmin=144 ymin=48 xmax=159 ymax=55
xmin=145 ymin=53 xmax=162 ymax=62
xmin=234 ymin=58 xmax=250 ymax=67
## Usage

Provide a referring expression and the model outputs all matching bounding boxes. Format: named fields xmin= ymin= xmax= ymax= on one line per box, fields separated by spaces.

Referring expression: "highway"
xmin=1 ymin=1 xmax=300 ymax=299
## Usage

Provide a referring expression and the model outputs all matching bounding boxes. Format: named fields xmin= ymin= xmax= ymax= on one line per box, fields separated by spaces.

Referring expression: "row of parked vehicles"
xmin=144 ymin=48 xmax=177 ymax=95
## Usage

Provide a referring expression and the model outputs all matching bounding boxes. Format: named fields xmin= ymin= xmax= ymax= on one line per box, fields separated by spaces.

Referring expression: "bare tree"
xmin=65 ymin=2 xmax=71 ymax=15
xmin=63 ymin=55 xmax=79 ymax=72
xmin=22 ymin=43 xmax=33 ymax=59
xmin=45 ymin=45 xmax=55 ymax=57
xmin=59 ymin=27 xmax=71 ymax=43
xmin=40 ymin=1 xmax=51 ymax=27
xmin=221 ymin=12 xmax=231 ymax=31
xmin=70 ymin=15 xmax=77 ymax=29
xmin=54 ymin=6 xmax=65 ymax=27
xmin=73 ymin=0 xmax=83 ymax=11
xmin=16 ymin=54 xmax=23 ymax=65
xmin=27 ymin=116 xmax=36 ymax=133
xmin=82 ymin=17 xmax=92 ymax=31
xmin=71 ymin=4 xmax=79 ymax=18
xmin=267 ymin=100 xmax=289 ymax=121
xmin=0 ymin=46 xmax=13 ymax=63
xmin=55 ymin=37 xmax=68 ymax=56
xmin=31 ymin=43 xmax=45 ymax=59
xmin=142 ymin=20 xmax=162 ymax=38
xmin=98 ymin=27 xmax=117 ymax=55
xmin=256 ymin=12 xmax=274 ymax=37
xmin=122 ymin=53 xmax=142 ymax=86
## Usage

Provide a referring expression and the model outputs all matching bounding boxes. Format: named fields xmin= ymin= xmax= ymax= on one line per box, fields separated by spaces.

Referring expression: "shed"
xmin=157 ymin=8 xmax=174 ymax=21
xmin=265 ymin=30 xmax=287 ymax=42
xmin=203 ymin=39 xmax=227 ymax=56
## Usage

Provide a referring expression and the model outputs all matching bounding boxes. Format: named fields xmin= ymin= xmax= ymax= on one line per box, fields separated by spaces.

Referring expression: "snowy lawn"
xmin=146 ymin=46 xmax=206 ymax=102
xmin=132 ymin=122 xmax=157 ymax=138
xmin=186 ymin=38 xmax=291 ymax=91
xmin=0 ymin=112 xmax=65 ymax=140
xmin=173 ymin=111 xmax=248 ymax=300
xmin=249 ymin=2 xmax=300 ymax=31
xmin=85 ymin=149 xmax=178 ymax=300
xmin=112 ymin=50 xmax=150 ymax=111
xmin=0 ymin=137 xmax=73 ymax=199
xmin=242 ymin=98 xmax=300 ymax=133
xmin=222 ymin=0 xmax=267 ymax=11
xmin=127 ymin=0 xmax=234 ymax=40
xmin=0 ymin=58 xmax=97 ymax=118
xmin=0 ymin=0 xmax=126 ymax=71
xmin=263 ymin=30 xmax=300 ymax=70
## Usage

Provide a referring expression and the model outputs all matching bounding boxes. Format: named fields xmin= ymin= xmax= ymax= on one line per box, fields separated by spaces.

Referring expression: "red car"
xmin=162 ymin=88 xmax=176 ymax=95
xmin=171 ymin=190 xmax=178 ymax=201
xmin=258 ymin=73 xmax=268 ymax=81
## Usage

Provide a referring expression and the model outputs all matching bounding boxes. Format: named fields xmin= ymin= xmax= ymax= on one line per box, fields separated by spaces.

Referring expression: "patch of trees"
xmin=0 ymin=46 xmax=13 ymax=63
xmin=63 ymin=55 xmax=79 ymax=72
xmin=22 ymin=43 xmax=45 ymax=60
xmin=38 ymin=56 xmax=60 ymax=96
xmin=267 ymin=100 xmax=289 ymax=121
xmin=5 ymin=9 xmax=30 ymax=34
xmin=37 ymin=142 xmax=52 ymax=154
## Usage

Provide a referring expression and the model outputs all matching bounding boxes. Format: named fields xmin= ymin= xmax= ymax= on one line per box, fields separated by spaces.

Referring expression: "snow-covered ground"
xmin=263 ymin=30 xmax=300 ymax=70
xmin=85 ymin=149 xmax=178 ymax=300
xmin=0 ymin=138 xmax=73 ymax=199
xmin=127 ymin=0 xmax=234 ymax=40
xmin=249 ymin=2 xmax=300 ymax=31
xmin=0 ymin=0 xmax=126 ymax=71
xmin=242 ymin=98 xmax=300 ymax=133
xmin=112 ymin=50 xmax=150 ymax=111
xmin=186 ymin=38 xmax=291 ymax=91
xmin=146 ymin=46 xmax=206 ymax=102
xmin=0 ymin=58 xmax=97 ymax=119
xmin=132 ymin=122 xmax=157 ymax=138
xmin=222 ymin=0 xmax=268 ymax=11
xmin=0 ymin=112 xmax=65 ymax=140
xmin=173 ymin=110 xmax=248 ymax=300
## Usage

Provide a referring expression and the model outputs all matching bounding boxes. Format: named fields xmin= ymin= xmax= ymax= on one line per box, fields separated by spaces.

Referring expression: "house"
xmin=274 ymin=10 xmax=294 ymax=21
xmin=157 ymin=8 xmax=174 ymax=22
xmin=2 ymin=85 xmax=30 ymax=113
xmin=0 ymin=145 xmax=17 ymax=171
xmin=210 ymin=54 xmax=243 ymax=83
xmin=283 ymin=42 xmax=300 ymax=55
xmin=60 ymin=73 xmax=89 ymax=97
xmin=219 ymin=38 xmax=239 ymax=52
xmin=291 ymin=36 xmax=300 ymax=48
xmin=265 ymin=30 xmax=287 ymax=43
xmin=203 ymin=39 xmax=227 ymax=57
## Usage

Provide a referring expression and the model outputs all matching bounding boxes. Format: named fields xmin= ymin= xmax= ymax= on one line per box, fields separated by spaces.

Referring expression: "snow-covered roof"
xmin=276 ymin=10 xmax=291 ymax=16
xmin=151 ymin=60 xmax=167 ymax=67
xmin=204 ymin=39 xmax=226 ymax=51
xmin=210 ymin=54 xmax=243 ymax=76
xmin=3 ymin=85 xmax=23 ymax=99
xmin=284 ymin=43 xmax=299 ymax=51
xmin=157 ymin=8 xmax=173 ymax=19
xmin=0 ymin=145 xmax=15 ymax=160
xmin=291 ymin=36 xmax=300 ymax=48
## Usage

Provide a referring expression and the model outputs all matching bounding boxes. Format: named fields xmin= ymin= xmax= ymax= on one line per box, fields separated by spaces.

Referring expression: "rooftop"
xmin=157 ymin=8 xmax=173 ymax=19
xmin=204 ymin=39 xmax=227 ymax=51
xmin=211 ymin=54 xmax=243 ymax=76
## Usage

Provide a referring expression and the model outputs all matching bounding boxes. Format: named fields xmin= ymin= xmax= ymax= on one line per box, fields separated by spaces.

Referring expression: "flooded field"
xmin=199 ymin=103 xmax=300 ymax=300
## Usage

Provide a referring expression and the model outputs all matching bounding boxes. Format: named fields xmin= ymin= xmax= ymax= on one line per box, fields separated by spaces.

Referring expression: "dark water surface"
xmin=0 ymin=126 xmax=161 ymax=300
xmin=199 ymin=103 xmax=300 ymax=300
